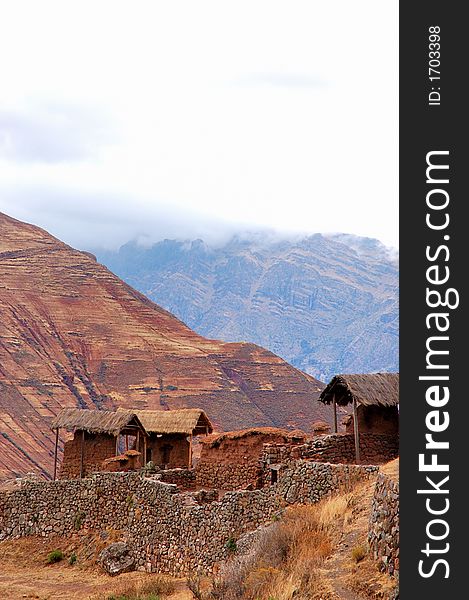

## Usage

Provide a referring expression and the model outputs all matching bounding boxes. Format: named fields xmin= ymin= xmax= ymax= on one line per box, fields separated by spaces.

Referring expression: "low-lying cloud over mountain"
xmin=95 ymin=232 xmax=399 ymax=382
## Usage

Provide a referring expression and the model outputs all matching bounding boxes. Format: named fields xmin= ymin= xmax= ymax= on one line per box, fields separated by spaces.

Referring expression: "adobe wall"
xmin=262 ymin=433 xmax=398 ymax=467
xmin=368 ymin=472 xmax=399 ymax=575
xmin=60 ymin=432 xmax=116 ymax=479
xmin=147 ymin=433 xmax=190 ymax=468
xmin=199 ymin=431 xmax=305 ymax=466
xmin=196 ymin=430 xmax=306 ymax=489
xmin=345 ymin=405 xmax=399 ymax=436
xmin=0 ymin=462 xmax=377 ymax=576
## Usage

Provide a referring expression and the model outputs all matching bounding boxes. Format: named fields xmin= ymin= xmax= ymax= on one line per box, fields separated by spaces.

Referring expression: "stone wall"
xmin=195 ymin=463 xmax=263 ymax=490
xmin=262 ymin=433 xmax=398 ymax=466
xmin=0 ymin=462 xmax=377 ymax=575
xmin=158 ymin=468 xmax=196 ymax=491
xmin=368 ymin=472 xmax=399 ymax=576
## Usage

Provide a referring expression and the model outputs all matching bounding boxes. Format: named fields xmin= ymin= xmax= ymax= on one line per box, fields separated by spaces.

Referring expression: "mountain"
xmin=94 ymin=233 xmax=398 ymax=381
xmin=0 ymin=213 xmax=328 ymax=482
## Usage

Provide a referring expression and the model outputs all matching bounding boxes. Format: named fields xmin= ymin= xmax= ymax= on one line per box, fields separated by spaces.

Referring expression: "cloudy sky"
xmin=0 ymin=1 xmax=398 ymax=250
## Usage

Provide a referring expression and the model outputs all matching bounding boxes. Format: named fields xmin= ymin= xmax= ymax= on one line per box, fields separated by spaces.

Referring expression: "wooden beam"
xmin=53 ymin=428 xmax=59 ymax=481
xmin=143 ymin=435 xmax=147 ymax=465
xmin=188 ymin=434 xmax=193 ymax=468
xmin=79 ymin=429 xmax=85 ymax=479
xmin=353 ymin=398 xmax=360 ymax=464
xmin=332 ymin=393 xmax=338 ymax=433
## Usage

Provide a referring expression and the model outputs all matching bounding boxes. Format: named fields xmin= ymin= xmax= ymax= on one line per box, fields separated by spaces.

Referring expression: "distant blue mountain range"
xmin=94 ymin=232 xmax=398 ymax=382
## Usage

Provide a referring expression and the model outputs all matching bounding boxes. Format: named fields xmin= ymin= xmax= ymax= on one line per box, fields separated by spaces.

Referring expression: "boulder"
xmin=99 ymin=542 xmax=135 ymax=576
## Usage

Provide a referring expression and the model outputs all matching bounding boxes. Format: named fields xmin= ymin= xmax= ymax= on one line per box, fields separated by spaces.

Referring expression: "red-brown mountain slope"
xmin=0 ymin=212 xmax=329 ymax=481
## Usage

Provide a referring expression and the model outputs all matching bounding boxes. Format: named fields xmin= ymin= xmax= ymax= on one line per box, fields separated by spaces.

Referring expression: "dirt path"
xmin=0 ymin=568 xmax=192 ymax=600
xmin=316 ymin=462 xmax=399 ymax=600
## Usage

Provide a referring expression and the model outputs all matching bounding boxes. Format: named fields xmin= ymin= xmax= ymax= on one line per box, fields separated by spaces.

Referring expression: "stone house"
xmin=318 ymin=372 xmax=399 ymax=462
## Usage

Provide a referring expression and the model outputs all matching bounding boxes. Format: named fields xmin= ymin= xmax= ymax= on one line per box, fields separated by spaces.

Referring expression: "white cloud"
xmin=0 ymin=1 xmax=398 ymax=248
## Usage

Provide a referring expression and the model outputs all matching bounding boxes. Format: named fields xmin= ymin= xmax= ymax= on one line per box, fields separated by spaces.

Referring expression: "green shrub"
xmin=46 ymin=549 xmax=64 ymax=564
xmin=69 ymin=552 xmax=77 ymax=565
xmin=73 ymin=510 xmax=85 ymax=530
xmin=225 ymin=537 xmax=237 ymax=552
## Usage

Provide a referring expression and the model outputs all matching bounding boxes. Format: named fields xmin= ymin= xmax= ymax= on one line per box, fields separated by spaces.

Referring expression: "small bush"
xmin=225 ymin=537 xmax=237 ymax=553
xmin=46 ymin=549 xmax=64 ymax=564
xmin=351 ymin=544 xmax=367 ymax=563
xmin=73 ymin=510 xmax=85 ymax=530
xmin=69 ymin=552 xmax=77 ymax=565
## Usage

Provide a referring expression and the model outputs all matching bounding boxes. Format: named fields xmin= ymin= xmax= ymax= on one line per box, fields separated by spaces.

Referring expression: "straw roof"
xmin=319 ymin=373 xmax=399 ymax=408
xmin=51 ymin=408 xmax=145 ymax=435
xmin=117 ymin=407 xmax=213 ymax=436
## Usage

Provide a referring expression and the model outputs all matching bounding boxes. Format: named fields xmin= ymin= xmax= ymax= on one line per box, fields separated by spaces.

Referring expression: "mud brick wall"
xmin=0 ymin=463 xmax=377 ymax=576
xmin=195 ymin=463 xmax=263 ymax=490
xmin=199 ymin=431 xmax=305 ymax=466
xmin=60 ymin=432 xmax=116 ymax=479
xmin=146 ymin=433 xmax=190 ymax=469
xmin=262 ymin=433 xmax=398 ymax=467
xmin=368 ymin=472 xmax=399 ymax=575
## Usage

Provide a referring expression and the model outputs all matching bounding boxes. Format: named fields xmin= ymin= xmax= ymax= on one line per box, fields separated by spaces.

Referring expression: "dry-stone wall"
xmin=368 ymin=472 xmax=399 ymax=575
xmin=195 ymin=463 xmax=263 ymax=490
xmin=0 ymin=462 xmax=377 ymax=575
xmin=263 ymin=433 xmax=398 ymax=466
xmin=158 ymin=468 xmax=196 ymax=491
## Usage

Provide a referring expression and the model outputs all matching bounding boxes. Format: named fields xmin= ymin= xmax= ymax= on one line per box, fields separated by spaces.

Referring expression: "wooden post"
xmin=115 ymin=434 xmax=119 ymax=456
xmin=143 ymin=435 xmax=147 ymax=465
xmin=53 ymin=428 xmax=59 ymax=481
xmin=353 ymin=398 xmax=360 ymax=463
xmin=332 ymin=393 xmax=338 ymax=433
xmin=79 ymin=429 xmax=85 ymax=479
xmin=188 ymin=434 xmax=193 ymax=468
xmin=136 ymin=430 xmax=140 ymax=467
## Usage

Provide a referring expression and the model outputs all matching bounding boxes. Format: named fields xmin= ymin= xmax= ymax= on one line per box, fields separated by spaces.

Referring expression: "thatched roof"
xmin=319 ymin=373 xmax=399 ymax=408
xmin=200 ymin=427 xmax=307 ymax=448
xmin=117 ymin=408 xmax=213 ymax=436
xmin=51 ymin=408 xmax=146 ymax=435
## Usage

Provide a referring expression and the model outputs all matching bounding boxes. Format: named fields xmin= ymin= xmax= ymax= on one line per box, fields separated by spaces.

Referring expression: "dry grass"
xmin=0 ymin=536 xmax=182 ymax=600
xmin=191 ymin=460 xmax=400 ymax=600
xmin=194 ymin=493 xmax=355 ymax=600
xmin=92 ymin=575 xmax=175 ymax=599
